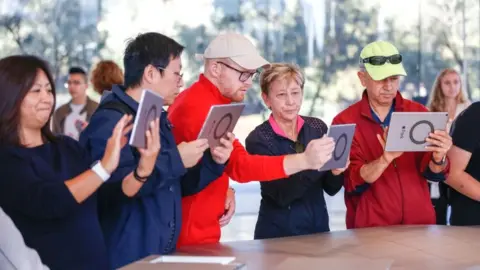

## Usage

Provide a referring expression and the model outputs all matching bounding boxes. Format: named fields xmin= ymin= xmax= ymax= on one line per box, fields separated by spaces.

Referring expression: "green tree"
xmin=0 ymin=0 xmax=108 ymax=90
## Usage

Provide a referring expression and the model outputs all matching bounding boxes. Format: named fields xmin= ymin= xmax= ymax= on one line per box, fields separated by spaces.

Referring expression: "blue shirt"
xmin=79 ymin=85 xmax=225 ymax=269
xmin=0 ymin=136 xmax=109 ymax=270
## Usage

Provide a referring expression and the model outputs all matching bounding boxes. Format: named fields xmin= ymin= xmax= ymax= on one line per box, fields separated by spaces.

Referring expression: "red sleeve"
xmin=332 ymin=115 xmax=366 ymax=193
xmin=169 ymin=99 xmax=287 ymax=183
xmin=225 ymin=140 xmax=286 ymax=183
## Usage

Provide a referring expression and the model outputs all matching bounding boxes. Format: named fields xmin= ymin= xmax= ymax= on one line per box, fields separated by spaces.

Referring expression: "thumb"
xmin=377 ymin=133 xmax=385 ymax=148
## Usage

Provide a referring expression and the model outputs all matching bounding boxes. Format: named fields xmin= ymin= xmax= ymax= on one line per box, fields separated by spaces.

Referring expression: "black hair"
xmin=68 ymin=66 xmax=88 ymax=82
xmin=0 ymin=55 xmax=57 ymax=147
xmin=123 ymin=32 xmax=184 ymax=89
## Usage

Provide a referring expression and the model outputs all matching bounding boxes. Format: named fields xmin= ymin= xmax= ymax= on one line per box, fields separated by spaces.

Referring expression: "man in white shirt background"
xmin=52 ymin=67 xmax=98 ymax=140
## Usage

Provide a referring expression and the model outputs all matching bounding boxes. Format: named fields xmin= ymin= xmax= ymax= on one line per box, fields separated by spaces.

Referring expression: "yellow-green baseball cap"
xmin=360 ymin=41 xmax=407 ymax=81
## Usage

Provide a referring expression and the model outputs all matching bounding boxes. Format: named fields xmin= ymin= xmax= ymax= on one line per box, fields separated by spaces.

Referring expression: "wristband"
xmin=133 ymin=168 xmax=149 ymax=183
xmin=91 ymin=161 xmax=110 ymax=182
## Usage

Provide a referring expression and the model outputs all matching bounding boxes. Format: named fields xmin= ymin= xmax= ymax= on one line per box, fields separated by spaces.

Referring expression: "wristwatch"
xmin=431 ymin=155 xmax=446 ymax=166
xmin=91 ymin=160 xmax=111 ymax=182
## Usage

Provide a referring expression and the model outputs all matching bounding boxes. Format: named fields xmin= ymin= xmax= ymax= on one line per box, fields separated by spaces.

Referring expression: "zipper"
xmin=392 ymin=158 xmax=404 ymax=223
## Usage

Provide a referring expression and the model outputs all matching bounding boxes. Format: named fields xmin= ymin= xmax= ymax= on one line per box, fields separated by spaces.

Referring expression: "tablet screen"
xmin=129 ymin=89 xmax=164 ymax=149
xmin=197 ymin=103 xmax=246 ymax=148
xmin=385 ymin=112 xmax=449 ymax=152
xmin=320 ymin=124 xmax=356 ymax=171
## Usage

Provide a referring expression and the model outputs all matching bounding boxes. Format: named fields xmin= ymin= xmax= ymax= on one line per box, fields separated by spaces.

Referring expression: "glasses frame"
xmin=216 ymin=61 xmax=258 ymax=82
xmin=155 ymin=66 xmax=183 ymax=82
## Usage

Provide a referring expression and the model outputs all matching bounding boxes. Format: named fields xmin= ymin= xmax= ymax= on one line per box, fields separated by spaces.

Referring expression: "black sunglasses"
xmin=361 ymin=54 xmax=402 ymax=66
xmin=217 ymin=62 xmax=258 ymax=82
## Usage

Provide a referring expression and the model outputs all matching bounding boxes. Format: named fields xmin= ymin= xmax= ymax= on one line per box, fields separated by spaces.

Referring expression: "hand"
xmin=220 ymin=187 xmax=236 ymax=227
xmin=81 ymin=121 xmax=89 ymax=131
xmin=425 ymin=119 xmax=453 ymax=163
xmin=211 ymin=132 xmax=235 ymax=165
xmin=178 ymin=139 xmax=209 ymax=168
xmin=101 ymin=115 xmax=134 ymax=174
xmin=303 ymin=135 xmax=335 ymax=170
xmin=376 ymin=127 xmax=403 ymax=163
xmin=136 ymin=118 xmax=161 ymax=177
xmin=332 ymin=158 xmax=350 ymax=176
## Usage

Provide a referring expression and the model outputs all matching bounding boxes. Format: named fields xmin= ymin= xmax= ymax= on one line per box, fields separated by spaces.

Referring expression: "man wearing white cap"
xmin=168 ymin=32 xmax=336 ymax=246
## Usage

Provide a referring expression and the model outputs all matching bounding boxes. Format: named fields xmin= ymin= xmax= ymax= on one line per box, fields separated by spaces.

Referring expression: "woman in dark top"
xmin=245 ymin=63 xmax=347 ymax=239
xmin=0 ymin=55 xmax=161 ymax=270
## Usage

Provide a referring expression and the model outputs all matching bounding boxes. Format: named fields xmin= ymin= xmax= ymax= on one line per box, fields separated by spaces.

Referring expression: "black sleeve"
xmin=245 ymin=133 xmax=323 ymax=208
xmin=321 ymin=171 xmax=344 ymax=196
xmin=451 ymin=103 xmax=480 ymax=153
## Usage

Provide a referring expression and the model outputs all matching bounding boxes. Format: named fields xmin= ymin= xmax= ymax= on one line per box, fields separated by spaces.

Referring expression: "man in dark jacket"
xmin=333 ymin=41 xmax=452 ymax=229
xmin=79 ymin=32 xmax=233 ymax=269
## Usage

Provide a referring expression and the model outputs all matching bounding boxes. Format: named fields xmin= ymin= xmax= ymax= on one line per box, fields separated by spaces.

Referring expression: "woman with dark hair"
xmin=0 ymin=55 xmax=161 ymax=270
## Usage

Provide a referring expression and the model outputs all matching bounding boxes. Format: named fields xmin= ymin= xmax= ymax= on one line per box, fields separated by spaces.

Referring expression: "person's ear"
xmin=261 ymin=92 xmax=271 ymax=109
xmin=143 ymin=64 xmax=157 ymax=85
xmin=209 ymin=61 xmax=222 ymax=79
xmin=357 ymin=71 xmax=367 ymax=87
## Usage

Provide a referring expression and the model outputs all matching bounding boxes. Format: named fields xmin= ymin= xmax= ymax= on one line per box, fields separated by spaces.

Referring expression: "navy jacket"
xmin=78 ymin=85 xmax=225 ymax=269
xmin=245 ymin=116 xmax=343 ymax=239
xmin=0 ymin=136 xmax=109 ymax=270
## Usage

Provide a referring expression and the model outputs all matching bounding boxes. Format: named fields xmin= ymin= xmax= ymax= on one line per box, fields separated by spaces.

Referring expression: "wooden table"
xmin=123 ymin=225 xmax=480 ymax=270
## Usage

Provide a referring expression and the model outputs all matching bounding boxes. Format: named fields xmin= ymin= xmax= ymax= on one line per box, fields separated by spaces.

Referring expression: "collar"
xmin=268 ymin=114 xmax=305 ymax=139
xmin=65 ymin=97 xmax=97 ymax=116
xmin=111 ymin=85 xmax=140 ymax=112
xmin=198 ymin=74 xmax=231 ymax=105
xmin=370 ymin=100 xmax=395 ymax=127
xmin=360 ymin=90 xmax=405 ymax=122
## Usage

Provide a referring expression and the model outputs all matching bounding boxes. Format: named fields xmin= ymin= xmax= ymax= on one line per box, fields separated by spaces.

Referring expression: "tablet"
xmin=197 ymin=103 xmax=246 ymax=148
xmin=320 ymin=124 xmax=356 ymax=171
xmin=385 ymin=112 xmax=449 ymax=152
xmin=129 ymin=89 xmax=164 ymax=149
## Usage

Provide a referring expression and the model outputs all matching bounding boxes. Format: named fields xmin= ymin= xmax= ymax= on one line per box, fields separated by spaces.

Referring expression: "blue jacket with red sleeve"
xmin=332 ymin=91 xmax=449 ymax=229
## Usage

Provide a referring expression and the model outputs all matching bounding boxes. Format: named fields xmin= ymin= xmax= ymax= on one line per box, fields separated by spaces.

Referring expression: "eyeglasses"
xmin=217 ymin=62 xmax=258 ymax=82
xmin=155 ymin=66 xmax=183 ymax=82
xmin=361 ymin=54 xmax=402 ymax=66
xmin=64 ymin=80 xmax=84 ymax=88
xmin=292 ymin=141 xmax=305 ymax=153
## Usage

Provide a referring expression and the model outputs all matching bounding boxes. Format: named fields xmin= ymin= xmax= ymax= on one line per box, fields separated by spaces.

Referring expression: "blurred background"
xmin=1 ymin=0 xmax=479 ymax=242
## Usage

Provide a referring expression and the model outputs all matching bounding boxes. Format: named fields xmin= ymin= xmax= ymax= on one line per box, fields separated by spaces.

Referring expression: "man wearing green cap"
xmin=332 ymin=41 xmax=452 ymax=229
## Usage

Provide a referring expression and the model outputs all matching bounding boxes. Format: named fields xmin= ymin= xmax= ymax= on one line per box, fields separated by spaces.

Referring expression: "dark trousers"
xmin=429 ymin=182 xmax=450 ymax=225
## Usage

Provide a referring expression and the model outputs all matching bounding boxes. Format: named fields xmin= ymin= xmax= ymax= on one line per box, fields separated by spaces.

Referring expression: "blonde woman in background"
xmin=427 ymin=68 xmax=471 ymax=225
xmin=427 ymin=68 xmax=470 ymax=120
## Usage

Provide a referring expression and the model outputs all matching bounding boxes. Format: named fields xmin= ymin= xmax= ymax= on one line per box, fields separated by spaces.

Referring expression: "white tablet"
xmin=129 ymin=89 xmax=164 ymax=149
xmin=320 ymin=124 xmax=356 ymax=171
xmin=197 ymin=103 xmax=246 ymax=148
xmin=385 ymin=112 xmax=449 ymax=152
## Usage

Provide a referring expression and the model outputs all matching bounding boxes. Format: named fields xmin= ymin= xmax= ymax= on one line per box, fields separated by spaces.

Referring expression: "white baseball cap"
xmin=196 ymin=32 xmax=270 ymax=70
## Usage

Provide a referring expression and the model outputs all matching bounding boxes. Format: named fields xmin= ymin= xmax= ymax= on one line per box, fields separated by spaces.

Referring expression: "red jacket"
xmin=168 ymin=74 xmax=287 ymax=246
xmin=332 ymin=91 xmax=449 ymax=229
